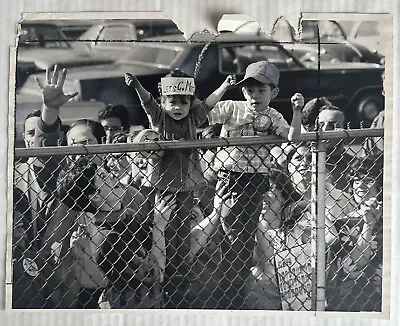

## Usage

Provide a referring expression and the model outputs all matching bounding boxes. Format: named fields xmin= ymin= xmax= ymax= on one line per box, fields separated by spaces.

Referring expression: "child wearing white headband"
xmin=125 ymin=69 xmax=235 ymax=307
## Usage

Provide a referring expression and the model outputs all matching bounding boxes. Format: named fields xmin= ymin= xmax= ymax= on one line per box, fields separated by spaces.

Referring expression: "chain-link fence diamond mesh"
xmin=11 ymin=130 xmax=384 ymax=311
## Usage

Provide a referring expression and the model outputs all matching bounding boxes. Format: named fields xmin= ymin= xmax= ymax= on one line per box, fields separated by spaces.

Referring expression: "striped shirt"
xmin=208 ymin=100 xmax=290 ymax=173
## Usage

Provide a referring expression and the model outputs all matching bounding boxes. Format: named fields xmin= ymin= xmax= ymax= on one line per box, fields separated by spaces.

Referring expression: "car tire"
xmin=355 ymin=93 xmax=382 ymax=128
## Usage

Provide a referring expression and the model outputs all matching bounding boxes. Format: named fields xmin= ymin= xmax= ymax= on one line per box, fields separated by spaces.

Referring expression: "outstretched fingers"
xmin=57 ymin=68 xmax=67 ymax=88
xmin=216 ymin=179 xmax=229 ymax=197
xmin=51 ymin=65 xmax=60 ymax=85
xmin=46 ymin=68 xmax=52 ymax=85
xmin=34 ymin=76 xmax=44 ymax=90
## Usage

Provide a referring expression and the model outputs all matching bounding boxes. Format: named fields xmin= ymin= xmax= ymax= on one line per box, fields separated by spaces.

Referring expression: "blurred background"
xmin=14 ymin=13 xmax=386 ymax=147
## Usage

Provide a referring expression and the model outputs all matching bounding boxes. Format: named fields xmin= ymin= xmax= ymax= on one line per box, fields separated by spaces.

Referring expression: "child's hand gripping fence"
xmin=11 ymin=128 xmax=384 ymax=310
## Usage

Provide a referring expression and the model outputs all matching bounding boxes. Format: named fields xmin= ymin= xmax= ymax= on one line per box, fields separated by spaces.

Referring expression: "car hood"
xmin=31 ymin=62 xmax=171 ymax=80
xmin=17 ymin=48 xmax=112 ymax=69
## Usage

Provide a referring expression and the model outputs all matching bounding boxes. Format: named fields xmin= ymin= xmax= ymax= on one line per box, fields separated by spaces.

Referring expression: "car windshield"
xmin=269 ymin=19 xmax=295 ymax=42
xmin=118 ymin=44 xmax=182 ymax=68
xmin=18 ymin=24 xmax=69 ymax=49
xmin=135 ymin=24 xmax=183 ymax=40
xmin=335 ymin=21 xmax=356 ymax=37
xmin=300 ymin=20 xmax=346 ymax=41
xmin=355 ymin=21 xmax=380 ymax=37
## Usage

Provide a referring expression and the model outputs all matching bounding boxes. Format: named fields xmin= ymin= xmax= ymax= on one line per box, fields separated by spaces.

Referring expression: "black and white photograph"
xmin=7 ymin=8 xmax=392 ymax=317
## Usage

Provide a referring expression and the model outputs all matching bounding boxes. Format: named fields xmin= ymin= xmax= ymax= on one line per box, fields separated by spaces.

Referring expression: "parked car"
xmin=17 ymin=21 xmax=113 ymax=89
xmin=336 ymin=20 xmax=385 ymax=56
xmin=269 ymin=18 xmax=384 ymax=65
xmin=51 ymin=19 xmax=97 ymax=39
xmin=72 ymin=19 xmax=183 ymax=61
xmin=18 ymin=33 xmax=384 ymax=129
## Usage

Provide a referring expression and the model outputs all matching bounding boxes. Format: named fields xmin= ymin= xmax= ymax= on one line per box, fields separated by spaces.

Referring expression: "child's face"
xmin=163 ymin=95 xmax=191 ymax=120
xmin=241 ymin=83 xmax=278 ymax=111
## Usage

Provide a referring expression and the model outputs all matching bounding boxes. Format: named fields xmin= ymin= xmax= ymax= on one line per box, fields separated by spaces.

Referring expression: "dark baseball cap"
xmin=237 ymin=60 xmax=280 ymax=87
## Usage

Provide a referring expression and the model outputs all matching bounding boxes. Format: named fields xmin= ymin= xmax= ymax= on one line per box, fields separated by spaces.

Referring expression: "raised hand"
xmin=291 ymin=92 xmax=305 ymax=112
xmin=222 ymin=74 xmax=236 ymax=90
xmin=35 ymin=65 xmax=79 ymax=109
xmin=213 ymin=179 xmax=238 ymax=218
xmin=125 ymin=73 xmax=141 ymax=88
xmin=361 ymin=197 xmax=383 ymax=225
xmin=154 ymin=193 xmax=177 ymax=230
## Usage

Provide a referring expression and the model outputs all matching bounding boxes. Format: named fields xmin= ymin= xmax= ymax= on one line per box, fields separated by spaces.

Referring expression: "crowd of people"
xmin=12 ymin=61 xmax=384 ymax=311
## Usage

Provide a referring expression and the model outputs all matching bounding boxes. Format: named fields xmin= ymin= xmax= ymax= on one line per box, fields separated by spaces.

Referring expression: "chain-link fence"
xmin=10 ymin=128 xmax=384 ymax=311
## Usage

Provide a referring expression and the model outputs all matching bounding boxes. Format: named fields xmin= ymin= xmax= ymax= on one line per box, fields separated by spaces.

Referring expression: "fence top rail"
xmin=14 ymin=128 xmax=384 ymax=158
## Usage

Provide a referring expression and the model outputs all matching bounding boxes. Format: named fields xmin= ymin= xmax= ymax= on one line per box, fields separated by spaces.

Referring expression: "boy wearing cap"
xmin=125 ymin=69 xmax=235 ymax=307
xmin=207 ymin=60 xmax=304 ymax=309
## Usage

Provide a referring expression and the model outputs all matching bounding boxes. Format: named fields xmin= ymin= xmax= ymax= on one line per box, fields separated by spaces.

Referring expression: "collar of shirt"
xmin=245 ymin=104 xmax=272 ymax=115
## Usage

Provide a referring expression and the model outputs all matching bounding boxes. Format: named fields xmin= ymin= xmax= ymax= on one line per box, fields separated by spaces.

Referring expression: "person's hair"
xmin=98 ymin=104 xmax=130 ymax=131
xmin=281 ymin=142 xmax=311 ymax=171
xmin=347 ymin=154 xmax=384 ymax=199
xmin=57 ymin=157 xmax=98 ymax=213
xmin=68 ymin=119 xmax=106 ymax=144
xmin=165 ymin=68 xmax=191 ymax=79
xmin=268 ymin=167 xmax=307 ymax=230
xmin=269 ymin=168 xmax=303 ymax=204
xmin=301 ymin=97 xmax=332 ymax=129
xmin=24 ymin=109 xmax=62 ymax=132
xmin=24 ymin=109 xmax=41 ymax=122
xmin=158 ymin=68 xmax=196 ymax=103
xmin=318 ymin=104 xmax=345 ymax=124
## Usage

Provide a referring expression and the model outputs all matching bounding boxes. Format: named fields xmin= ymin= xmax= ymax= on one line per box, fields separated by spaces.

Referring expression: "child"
xmin=207 ymin=60 xmax=304 ymax=309
xmin=125 ymin=69 xmax=235 ymax=303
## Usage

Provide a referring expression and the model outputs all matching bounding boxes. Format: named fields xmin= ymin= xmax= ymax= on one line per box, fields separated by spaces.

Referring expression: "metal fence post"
xmin=311 ymin=140 xmax=327 ymax=311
